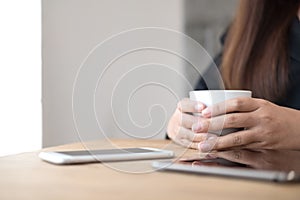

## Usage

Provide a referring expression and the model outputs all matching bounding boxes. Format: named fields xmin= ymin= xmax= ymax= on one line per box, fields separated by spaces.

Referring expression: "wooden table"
xmin=1 ymin=139 xmax=300 ymax=200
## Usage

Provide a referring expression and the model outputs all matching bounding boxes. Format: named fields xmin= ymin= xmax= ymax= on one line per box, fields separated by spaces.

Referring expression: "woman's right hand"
xmin=167 ymin=98 xmax=208 ymax=149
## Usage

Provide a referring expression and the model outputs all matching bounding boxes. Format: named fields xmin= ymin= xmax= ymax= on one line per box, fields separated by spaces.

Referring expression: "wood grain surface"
xmin=0 ymin=139 xmax=299 ymax=200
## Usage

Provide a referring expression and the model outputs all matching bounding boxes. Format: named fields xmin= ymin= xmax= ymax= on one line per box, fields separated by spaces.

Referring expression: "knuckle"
xmin=232 ymin=150 xmax=242 ymax=160
xmin=201 ymin=119 xmax=210 ymax=132
xmin=245 ymin=114 xmax=255 ymax=126
xmin=233 ymin=135 xmax=243 ymax=145
xmin=183 ymin=115 xmax=198 ymax=129
xmin=258 ymin=141 xmax=272 ymax=149
xmin=213 ymin=104 xmax=223 ymax=115
xmin=251 ymin=127 xmax=262 ymax=137
xmin=259 ymin=113 xmax=273 ymax=124
xmin=226 ymin=114 xmax=238 ymax=127
xmin=177 ymin=101 xmax=183 ymax=111
xmin=257 ymin=99 xmax=269 ymax=106
xmin=177 ymin=98 xmax=188 ymax=110
xmin=231 ymin=98 xmax=244 ymax=109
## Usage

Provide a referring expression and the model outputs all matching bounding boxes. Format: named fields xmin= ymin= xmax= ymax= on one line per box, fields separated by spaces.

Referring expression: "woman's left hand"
xmin=192 ymin=97 xmax=300 ymax=152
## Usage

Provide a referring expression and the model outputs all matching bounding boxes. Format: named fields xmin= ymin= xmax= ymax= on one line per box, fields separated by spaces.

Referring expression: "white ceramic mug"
xmin=189 ymin=90 xmax=252 ymax=136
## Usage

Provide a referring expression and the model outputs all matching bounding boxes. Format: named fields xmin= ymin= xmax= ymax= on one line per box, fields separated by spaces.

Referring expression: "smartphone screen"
xmin=57 ymin=148 xmax=156 ymax=156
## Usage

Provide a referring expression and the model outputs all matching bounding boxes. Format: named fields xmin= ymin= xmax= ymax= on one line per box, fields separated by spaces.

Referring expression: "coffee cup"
xmin=189 ymin=90 xmax=252 ymax=136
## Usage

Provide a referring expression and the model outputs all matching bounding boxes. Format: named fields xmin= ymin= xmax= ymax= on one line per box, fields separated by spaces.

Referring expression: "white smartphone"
xmin=39 ymin=147 xmax=174 ymax=165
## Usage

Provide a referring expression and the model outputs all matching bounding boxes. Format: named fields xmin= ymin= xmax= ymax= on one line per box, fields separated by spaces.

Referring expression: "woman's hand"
xmin=167 ymin=98 xmax=211 ymax=149
xmin=193 ymin=97 xmax=300 ymax=152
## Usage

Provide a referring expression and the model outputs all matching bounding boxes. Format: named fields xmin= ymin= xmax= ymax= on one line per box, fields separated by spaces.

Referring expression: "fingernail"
xmin=192 ymin=123 xmax=202 ymax=132
xmin=205 ymin=153 xmax=217 ymax=159
xmin=198 ymin=142 xmax=212 ymax=152
xmin=195 ymin=104 xmax=203 ymax=112
xmin=202 ymin=108 xmax=211 ymax=116
xmin=207 ymin=136 xmax=217 ymax=140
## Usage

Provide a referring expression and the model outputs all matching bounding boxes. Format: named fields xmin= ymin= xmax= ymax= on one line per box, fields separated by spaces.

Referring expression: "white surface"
xmin=189 ymin=90 xmax=252 ymax=106
xmin=0 ymin=1 xmax=41 ymax=156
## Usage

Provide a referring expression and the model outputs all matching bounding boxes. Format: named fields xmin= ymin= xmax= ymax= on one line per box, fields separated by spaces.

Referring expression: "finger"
xmin=177 ymin=127 xmax=208 ymax=142
xmin=198 ymin=130 xmax=256 ymax=152
xmin=192 ymin=113 xmax=255 ymax=133
xmin=177 ymin=98 xmax=206 ymax=114
xmin=189 ymin=142 xmax=201 ymax=150
xmin=179 ymin=113 xmax=198 ymax=129
xmin=202 ymin=97 xmax=259 ymax=118
xmin=175 ymin=138 xmax=200 ymax=150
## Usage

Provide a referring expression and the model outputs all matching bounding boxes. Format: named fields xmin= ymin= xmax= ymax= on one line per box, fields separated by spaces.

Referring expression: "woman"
xmin=167 ymin=0 xmax=300 ymax=152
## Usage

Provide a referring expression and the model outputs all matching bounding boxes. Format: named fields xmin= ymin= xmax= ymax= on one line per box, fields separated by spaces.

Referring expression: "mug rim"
xmin=190 ymin=90 xmax=252 ymax=93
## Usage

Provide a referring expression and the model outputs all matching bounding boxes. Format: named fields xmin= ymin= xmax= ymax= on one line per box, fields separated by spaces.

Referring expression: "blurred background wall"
xmin=183 ymin=0 xmax=237 ymax=88
xmin=185 ymin=0 xmax=237 ymax=57
xmin=42 ymin=0 xmax=237 ymax=147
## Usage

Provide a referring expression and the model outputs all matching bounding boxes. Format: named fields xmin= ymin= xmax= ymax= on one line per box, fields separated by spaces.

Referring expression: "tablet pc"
xmin=152 ymin=149 xmax=300 ymax=182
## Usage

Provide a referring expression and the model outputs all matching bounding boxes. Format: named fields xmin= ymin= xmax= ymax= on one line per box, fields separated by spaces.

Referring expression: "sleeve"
xmin=194 ymin=28 xmax=228 ymax=91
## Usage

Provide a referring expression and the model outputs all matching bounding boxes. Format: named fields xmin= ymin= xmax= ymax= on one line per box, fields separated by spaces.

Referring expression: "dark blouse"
xmin=195 ymin=17 xmax=300 ymax=110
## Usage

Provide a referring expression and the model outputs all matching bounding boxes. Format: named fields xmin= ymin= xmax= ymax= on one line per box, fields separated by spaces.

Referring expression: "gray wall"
xmin=185 ymin=0 xmax=237 ymax=57
xmin=42 ymin=0 xmax=238 ymax=147
xmin=42 ymin=0 xmax=186 ymax=147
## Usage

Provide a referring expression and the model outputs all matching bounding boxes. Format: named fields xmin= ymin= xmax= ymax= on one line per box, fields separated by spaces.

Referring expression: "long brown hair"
xmin=222 ymin=0 xmax=300 ymax=101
